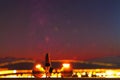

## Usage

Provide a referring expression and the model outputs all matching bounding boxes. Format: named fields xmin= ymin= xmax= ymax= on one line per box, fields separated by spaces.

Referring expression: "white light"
xmin=35 ymin=64 xmax=41 ymax=69
xmin=13 ymin=70 xmax=16 ymax=73
xmin=62 ymin=63 xmax=70 ymax=68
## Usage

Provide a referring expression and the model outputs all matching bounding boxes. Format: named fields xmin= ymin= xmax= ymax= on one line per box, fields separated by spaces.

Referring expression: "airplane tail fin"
xmin=45 ymin=53 xmax=51 ymax=67
xmin=45 ymin=53 xmax=53 ymax=76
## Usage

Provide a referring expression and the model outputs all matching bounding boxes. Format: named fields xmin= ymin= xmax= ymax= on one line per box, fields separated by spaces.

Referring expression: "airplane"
xmin=44 ymin=53 xmax=53 ymax=77
xmin=32 ymin=53 xmax=73 ymax=78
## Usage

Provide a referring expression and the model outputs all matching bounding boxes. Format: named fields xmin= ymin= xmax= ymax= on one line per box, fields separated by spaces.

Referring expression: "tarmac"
xmin=0 ymin=78 xmax=120 ymax=80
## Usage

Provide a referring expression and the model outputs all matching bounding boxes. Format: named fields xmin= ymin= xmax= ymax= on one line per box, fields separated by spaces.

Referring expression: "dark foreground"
xmin=0 ymin=78 xmax=120 ymax=80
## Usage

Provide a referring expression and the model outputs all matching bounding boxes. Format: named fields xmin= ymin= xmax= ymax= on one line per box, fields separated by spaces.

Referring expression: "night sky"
xmin=0 ymin=0 xmax=120 ymax=60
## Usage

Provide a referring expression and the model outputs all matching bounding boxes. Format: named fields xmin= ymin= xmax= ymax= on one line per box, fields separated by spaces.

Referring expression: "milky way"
xmin=0 ymin=0 xmax=120 ymax=60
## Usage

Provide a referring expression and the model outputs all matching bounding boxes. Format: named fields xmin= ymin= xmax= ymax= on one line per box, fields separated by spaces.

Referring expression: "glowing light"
xmin=62 ymin=63 xmax=70 ymax=68
xmin=13 ymin=70 xmax=16 ymax=73
xmin=106 ymin=70 xmax=114 ymax=75
xmin=35 ymin=64 xmax=41 ymax=69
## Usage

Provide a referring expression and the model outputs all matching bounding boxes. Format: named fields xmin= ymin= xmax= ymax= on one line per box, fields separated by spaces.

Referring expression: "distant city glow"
xmin=1 ymin=69 xmax=120 ymax=78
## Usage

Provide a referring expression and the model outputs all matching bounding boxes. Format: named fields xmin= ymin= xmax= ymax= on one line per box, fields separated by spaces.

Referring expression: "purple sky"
xmin=0 ymin=0 xmax=120 ymax=60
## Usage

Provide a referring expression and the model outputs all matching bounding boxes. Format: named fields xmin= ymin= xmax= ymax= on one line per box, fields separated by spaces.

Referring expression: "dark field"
xmin=0 ymin=78 xmax=120 ymax=80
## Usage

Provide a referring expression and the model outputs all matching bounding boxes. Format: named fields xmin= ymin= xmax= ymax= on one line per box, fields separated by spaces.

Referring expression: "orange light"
xmin=35 ymin=64 xmax=41 ymax=69
xmin=62 ymin=63 xmax=70 ymax=68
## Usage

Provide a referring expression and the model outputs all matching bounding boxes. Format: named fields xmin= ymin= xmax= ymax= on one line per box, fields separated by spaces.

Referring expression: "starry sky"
xmin=0 ymin=0 xmax=120 ymax=60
